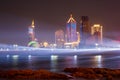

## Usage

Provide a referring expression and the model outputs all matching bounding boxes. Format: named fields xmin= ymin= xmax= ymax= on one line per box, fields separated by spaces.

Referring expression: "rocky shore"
xmin=0 ymin=69 xmax=69 ymax=80
xmin=0 ymin=68 xmax=120 ymax=80
xmin=64 ymin=67 xmax=120 ymax=80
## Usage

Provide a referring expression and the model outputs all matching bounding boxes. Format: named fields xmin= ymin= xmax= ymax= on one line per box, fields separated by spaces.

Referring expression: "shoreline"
xmin=64 ymin=67 xmax=120 ymax=80
xmin=0 ymin=67 xmax=120 ymax=80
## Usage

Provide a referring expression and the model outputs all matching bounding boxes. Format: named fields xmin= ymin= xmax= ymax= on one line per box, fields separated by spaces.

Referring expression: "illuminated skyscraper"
xmin=28 ymin=20 xmax=39 ymax=47
xmin=79 ymin=16 xmax=91 ymax=47
xmin=66 ymin=14 xmax=77 ymax=42
xmin=91 ymin=24 xmax=103 ymax=44
xmin=28 ymin=20 xmax=35 ymax=41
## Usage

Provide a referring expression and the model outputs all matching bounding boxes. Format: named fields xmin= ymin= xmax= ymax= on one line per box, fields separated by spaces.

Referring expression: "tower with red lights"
xmin=66 ymin=14 xmax=77 ymax=42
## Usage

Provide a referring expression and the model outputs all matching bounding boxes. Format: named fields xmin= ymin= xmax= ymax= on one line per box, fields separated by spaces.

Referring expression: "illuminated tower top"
xmin=31 ymin=19 xmax=35 ymax=28
xmin=66 ymin=14 xmax=77 ymax=42
xmin=67 ymin=14 xmax=76 ymax=23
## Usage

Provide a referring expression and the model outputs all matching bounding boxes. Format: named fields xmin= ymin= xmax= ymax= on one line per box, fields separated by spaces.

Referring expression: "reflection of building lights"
xmin=12 ymin=55 xmax=19 ymax=59
xmin=50 ymin=55 xmax=58 ymax=72
xmin=95 ymin=55 xmax=101 ymax=62
xmin=28 ymin=55 xmax=32 ymax=61
xmin=12 ymin=55 xmax=19 ymax=66
xmin=51 ymin=55 xmax=58 ymax=61
xmin=74 ymin=55 xmax=77 ymax=60
xmin=28 ymin=55 xmax=31 ymax=58
xmin=6 ymin=55 xmax=10 ymax=58
xmin=94 ymin=55 xmax=102 ymax=67
xmin=73 ymin=55 xmax=77 ymax=66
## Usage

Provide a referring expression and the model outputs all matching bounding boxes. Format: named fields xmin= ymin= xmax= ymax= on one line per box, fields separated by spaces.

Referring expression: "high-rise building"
xmin=28 ymin=20 xmax=39 ymax=47
xmin=55 ymin=29 xmax=64 ymax=48
xmin=28 ymin=20 xmax=35 ymax=41
xmin=79 ymin=16 xmax=91 ymax=47
xmin=91 ymin=24 xmax=103 ymax=44
xmin=66 ymin=14 xmax=77 ymax=42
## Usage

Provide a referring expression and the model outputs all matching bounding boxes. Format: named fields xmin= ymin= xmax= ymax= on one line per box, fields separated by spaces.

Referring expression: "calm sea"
xmin=0 ymin=50 xmax=120 ymax=72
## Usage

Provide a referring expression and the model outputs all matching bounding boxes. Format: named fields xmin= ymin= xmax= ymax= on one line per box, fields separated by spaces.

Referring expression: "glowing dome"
xmin=28 ymin=41 xmax=39 ymax=48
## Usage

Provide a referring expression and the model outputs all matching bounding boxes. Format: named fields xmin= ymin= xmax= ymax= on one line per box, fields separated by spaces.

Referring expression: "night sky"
xmin=0 ymin=0 xmax=120 ymax=46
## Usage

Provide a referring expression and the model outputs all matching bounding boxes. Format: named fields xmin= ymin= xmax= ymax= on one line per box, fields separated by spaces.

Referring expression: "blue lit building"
xmin=66 ymin=14 xmax=77 ymax=42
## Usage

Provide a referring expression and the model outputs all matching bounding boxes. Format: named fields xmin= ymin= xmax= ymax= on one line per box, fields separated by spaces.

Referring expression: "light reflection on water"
xmin=12 ymin=55 xmax=19 ymax=68
xmin=0 ymin=53 xmax=120 ymax=72
xmin=94 ymin=55 xmax=102 ymax=68
xmin=74 ymin=55 xmax=77 ymax=65
xmin=50 ymin=55 xmax=58 ymax=72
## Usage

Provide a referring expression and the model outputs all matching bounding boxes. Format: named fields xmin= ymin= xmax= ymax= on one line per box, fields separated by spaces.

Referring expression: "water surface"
xmin=0 ymin=50 xmax=120 ymax=72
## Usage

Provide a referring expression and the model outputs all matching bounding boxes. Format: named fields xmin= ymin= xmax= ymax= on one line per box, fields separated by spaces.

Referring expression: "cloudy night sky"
xmin=0 ymin=0 xmax=120 ymax=46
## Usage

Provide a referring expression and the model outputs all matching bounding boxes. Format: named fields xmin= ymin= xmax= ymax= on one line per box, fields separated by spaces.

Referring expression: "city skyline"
xmin=0 ymin=0 xmax=120 ymax=46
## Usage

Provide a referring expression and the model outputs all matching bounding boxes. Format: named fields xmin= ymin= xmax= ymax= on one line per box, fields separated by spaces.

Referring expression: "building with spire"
xmin=66 ymin=14 xmax=77 ymax=42
xmin=64 ymin=14 xmax=80 ymax=48
xmin=28 ymin=20 xmax=39 ymax=47
xmin=28 ymin=20 xmax=35 ymax=41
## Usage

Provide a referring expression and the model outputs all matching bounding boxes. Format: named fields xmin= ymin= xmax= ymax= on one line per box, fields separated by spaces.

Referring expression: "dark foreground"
xmin=0 ymin=69 xmax=69 ymax=80
xmin=0 ymin=68 xmax=120 ymax=80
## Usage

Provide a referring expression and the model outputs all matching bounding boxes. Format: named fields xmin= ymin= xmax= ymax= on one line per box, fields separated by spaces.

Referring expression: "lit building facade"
xmin=91 ymin=24 xmax=103 ymax=44
xmin=28 ymin=20 xmax=39 ymax=47
xmin=66 ymin=14 xmax=77 ymax=42
xmin=28 ymin=20 xmax=36 ymax=41
xmin=79 ymin=16 xmax=91 ymax=47
xmin=55 ymin=29 xmax=64 ymax=48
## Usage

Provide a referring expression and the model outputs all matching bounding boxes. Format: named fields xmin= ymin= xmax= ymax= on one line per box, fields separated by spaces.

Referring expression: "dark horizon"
xmin=0 ymin=0 xmax=120 ymax=46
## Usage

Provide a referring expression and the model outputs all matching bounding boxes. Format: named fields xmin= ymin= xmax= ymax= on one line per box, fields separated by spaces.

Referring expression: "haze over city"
xmin=0 ymin=0 xmax=120 ymax=46
xmin=1 ymin=1 xmax=120 ymax=80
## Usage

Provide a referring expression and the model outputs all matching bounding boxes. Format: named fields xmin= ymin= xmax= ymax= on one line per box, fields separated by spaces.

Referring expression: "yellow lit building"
xmin=43 ymin=42 xmax=49 ymax=48
xmin=91 ymin=24 xmax=103 ymax=45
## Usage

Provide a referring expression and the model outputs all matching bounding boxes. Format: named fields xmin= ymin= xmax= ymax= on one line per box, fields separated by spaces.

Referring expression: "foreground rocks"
xmin=1 ymin=68 xmax=120 ymax=80
xmin=64 ymin=67 xmax=120 ymax=80
xmin=0 ymin=69 xmax=69 ymax=80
